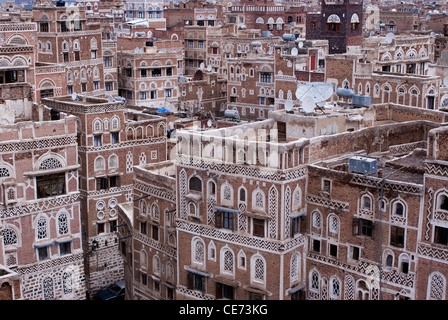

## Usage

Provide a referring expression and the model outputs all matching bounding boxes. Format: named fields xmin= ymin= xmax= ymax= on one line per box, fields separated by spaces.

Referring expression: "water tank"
xmin=282 ymin=34 xmax=296 ymax=41
xmin=336 ymin=88 xmax=355 ymax=98
xmin=261 ymin=31 xmax=272 ymax=38
xmin=348 ymin=156 xmax=378 ymax=175
xmin=224 ymin=109 xmax=239 ymax=119
xmin=352 ymin=95 xmax=372 ymax=106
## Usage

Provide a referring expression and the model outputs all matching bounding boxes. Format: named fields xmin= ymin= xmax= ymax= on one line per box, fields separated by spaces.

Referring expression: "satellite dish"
xmin=107 ymin=95 xmax=114 ymax=103
xmin=71 ymin=92 xmax=78 ymax=101
xmin=200 ymin=62 xmax=205 ymax=69
xmin=291 ymin=47 xmax=298 ymax=56
xmin=207 ymin=65 xmax=212 ymax=72
xmin=285 ymin=100 xmax=294 ymax=112
xmin=296 ymin=82 xmax=333 ymax=103
xmin=301 ymin=95 xmax=315 ymax=113
xmin=444 ymin=76 xmax=448 ymax=87
xmin=385 ymin=32 xmax=395 ymax=44
xmin=207 ymin=119 xmax=212 ymax=127
xmin=298 ymin=41 xmax=303 ymax=48
xmin=134 ymin=47 xmax=140 ymax=54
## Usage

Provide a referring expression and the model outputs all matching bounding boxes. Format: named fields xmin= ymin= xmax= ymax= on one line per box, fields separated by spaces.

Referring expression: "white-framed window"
xmin=251 ymin=254 xmax=266 ymax=286
xmin=220 ymin=247 xmax=235 ymax=276
xmin=192 ymin=237 xmax=206 ymax=266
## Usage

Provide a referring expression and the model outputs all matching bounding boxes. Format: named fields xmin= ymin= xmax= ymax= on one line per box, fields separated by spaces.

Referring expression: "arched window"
xmin=153 ymin=255 xmax=161 ymax=275
xmin=328 ymin=214 xmax=339 ymax=235
xmin=140 ymin=250 xmax=148 ymax=270
xmin=43 ymin=277 xmax=54 ymax=300
xmin=292 ymin=187 xmax=302 ymax=211
xmin=330 ymin=277 xmax=341 ymax=299
xmin=58 ymin=213 xmax=69 ymax=235
xmin=437 ymin=192 xmax=448 ymax=211
xmin=310 ymin=269 xmax=320 ymax=292
xmin=290 ymin=253 xmax=301 ymax=283
xmin=221 ymin=248 xmax=234 ymax=275
xmin=192 ymin=237 xmax=205 ymax=265
xmin=385 ymin=253 xmax=393 ymax=268
xmin=239 ymin=187 xmax=246 ymax=203
xmin=398 ymin=253 xmax=410 ymax=274
xmin=252 ymin=190 xmax=265 ymax=210
xmin=327 ymin=14 xmax=341 ymax=32
xmin=392 ymin=200 xmax=406 ymax=216
xmin=108 ymin=154 xmax=118 ymax=168
xmin=93 ymin=119 xmax=102 ymax=132
xmin=361 ymin=194 xmax=372 ymax=211
xmin=2 ymin=228 xmax=18 ymax=246
xmin=427 ymin=272 xmax=446 ymax=300
xmin=39 ymin=158 xmax=62 ymax=170
xmin=37 ymin=217 xmax=48 ymax=239
xmin=94 ymin=157 xmax=105 ymax=171
xmin=111 ymin=116 xmax=120 ymax=130
xmin=251 ymin=255 xmax=266 ymax=285
xmin=62 ymin=271 xmax=73 ymax=295
xmin=189 ymin=176 xmax=202 ymax=192
xmin=208 ymin=180 xmax=216 ymax=198
xmin=208 ymin=241 xmax=216 ymax=261
xmin=312 ymin=211 xmax=321 ymax=229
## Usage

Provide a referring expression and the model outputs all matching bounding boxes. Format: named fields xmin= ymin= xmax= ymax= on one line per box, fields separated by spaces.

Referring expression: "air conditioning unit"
xmin=348 ymin=156 xmax=378 ymax=175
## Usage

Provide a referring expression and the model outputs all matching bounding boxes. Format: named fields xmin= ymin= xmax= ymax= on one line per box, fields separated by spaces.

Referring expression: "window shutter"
xmin=215 ymin=211 xmax=222 ymax=228
xmin=187 ymin=272 xmax=193 ymax=290
xmin=390 ymin=226 xmax=397 ymax=246
xmin=352 ymin=218 xmax=360 ymax=235
xmin=201 ymin=275 xmax=206 ymax=293
xmin=216 ymin=282 xmax=222 ymax=299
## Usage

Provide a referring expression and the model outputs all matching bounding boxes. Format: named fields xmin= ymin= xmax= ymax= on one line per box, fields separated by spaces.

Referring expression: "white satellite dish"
xmin=207 ymin=119 xmax=212 ymax=127
xmin=301 ymin=95 xmax=315 ymax=113
xmin=200 ymin=62 xmax=205 ymax=69
xmin=134 ymin=47 xmax=140 ymax=54
xmin=298 ymin=41 xmax=303 ymax=48
xmin=207 ymin=65 xmax=212 ymax=72
xmin=296 ymin=82 xmax=333 ymax=103
xmin=443 ymin=76 xmax=448 ymax=87
xmin=291 ymin=47 xmax=298 ymax=56
xmin=71 ymin=92 xmax=78 ymax=101
xmin=107 ymin=95 xmax=114 ymax=103
xmin=385 ymin=32 xmax=395 ymax=44
xmin=285 ymin=100 xmax=293 ymax=112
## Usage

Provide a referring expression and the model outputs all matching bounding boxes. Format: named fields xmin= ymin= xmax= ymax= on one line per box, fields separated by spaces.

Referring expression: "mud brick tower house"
xmin=306 ymin=0 xmax=363 ymax=54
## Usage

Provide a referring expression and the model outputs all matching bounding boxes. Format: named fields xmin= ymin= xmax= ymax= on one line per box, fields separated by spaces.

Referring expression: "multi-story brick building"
xmin=306 ymin=0 xmax=363 ymax=54
xmin=325 ymin=33 xmax=441 ymax=109
xmin=0 ymin=10 xmax=86 ymax=301
xmin=41 ymin=95 xmax=167 ymax=297
xmin=117 ymin=47 xmax=179 ymax=110
xmin=32 ymin=0 xmax=107 ymax=102
xmin=0 ymin=21 xmax=37 ymax=106
xmin=118 ymin=160 xmax=177 ymax=300
xmin=119 ymin=100 xmax=448 ymax=300
xmin=227 ymin=0 xmax=307 ymax=38
xmin=0 ymin=93 xmax=86 ymax=300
